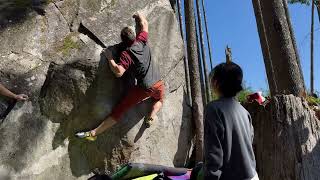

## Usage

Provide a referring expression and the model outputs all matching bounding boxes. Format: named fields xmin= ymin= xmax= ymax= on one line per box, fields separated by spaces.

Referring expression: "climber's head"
xmin=120 ymin=27 xmax=135 ymax=47
xmin=210 ymin=62 xmax=243 ymax=98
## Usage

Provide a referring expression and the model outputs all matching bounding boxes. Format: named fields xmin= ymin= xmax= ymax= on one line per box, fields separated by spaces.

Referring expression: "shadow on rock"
xmin=134 ymin=121 xmax=147 ymax=143
xmin=0 ymin=0 xmax=47 ymax=30
xmin=0 ymin=65 xmax=49 ymax=173
xmin=173 ymin=91 xmax=193 ymax=167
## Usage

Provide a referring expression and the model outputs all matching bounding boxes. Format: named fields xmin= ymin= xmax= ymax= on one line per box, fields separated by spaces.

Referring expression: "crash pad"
xmin=111 ymin=165 xmax=131 ymax=180
xmin=168 ymin=171 xmax=191 ymax=180
xmin=132 ymin=174 xmax=158 ymax=180
xmin=111 ymin=163 xmax=188 ymax=180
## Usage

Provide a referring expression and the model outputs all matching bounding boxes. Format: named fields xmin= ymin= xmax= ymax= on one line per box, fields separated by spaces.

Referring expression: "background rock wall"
xmin=0 ymin=0 xmax=193 ymax=179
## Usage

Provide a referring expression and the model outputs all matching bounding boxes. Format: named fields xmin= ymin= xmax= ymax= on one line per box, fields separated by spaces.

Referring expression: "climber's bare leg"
xmin=144 ymin=100 xmax=162 ymax=128
xmin=76 ymin=86 xmax=153 ymax=139
xmin=91 ymin=97 xmax=151 ymax=134
xmin=75 ymin=116 xmax=117 ymax=141
xmin=149 ymin=100 xmax=162 ymax=120
xmin=90 ymin=116 xmax=117 ymax=137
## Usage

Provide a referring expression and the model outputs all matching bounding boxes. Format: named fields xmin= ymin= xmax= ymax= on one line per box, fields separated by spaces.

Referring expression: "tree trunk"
xmin=311 ymin=0 xmax=315 ymax=94
xmin=195 ymin=16 xmax=207 ymax=108
xmin=196 ymin=0 xmax=211 ymax=103
xmin=201 ymin=0 xmax=214 ymax=70
xmin=184 ymin=0 xmax=204 ymax=162
xmin=245 ymin=95 xmax=320 ymax=180
xmin=177 ymin=0 xmax=184 ymax=39
xmin=282 ymin=0 xmax=305 ymax=92
xmin=177 ymin=0 xmax=192 ymax=105
xmin=252 ymin=0 xmax=278 ymax=95
xmin=252 ymin=0 xmax=306 ymax=96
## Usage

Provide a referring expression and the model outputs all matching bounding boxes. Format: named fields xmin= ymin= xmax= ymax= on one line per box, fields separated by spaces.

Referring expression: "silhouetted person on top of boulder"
xmin=201 ymin=62 xmax=258 ymax=180
xmin=76 ymin=13 xmax=164 ymax=141
xmin=0 ymin=83 xmax=28 ymax=101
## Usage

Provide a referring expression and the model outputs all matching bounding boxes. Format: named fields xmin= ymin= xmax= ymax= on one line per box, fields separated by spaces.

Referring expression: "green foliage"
xmin=288 ymin=0 xmax=310 ymax=4
xmin=210 ymin=81 xmax=271 ymax=104
xmin=307 ymin=95 xmax=320 ymax=105
xmin=237 ymin=88 xmax=254 ymax=103
xmin=211 ymin=85 xmax=255 ymax=103
xmin=288 ymin=0 xmax=311 ymax=5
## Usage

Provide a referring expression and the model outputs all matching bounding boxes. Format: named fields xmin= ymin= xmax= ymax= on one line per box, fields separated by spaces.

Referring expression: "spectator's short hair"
xmin=210 ymin=62 xmax=243 ymax=97
xmin=120 ymin=27 xmax=135 ymax=47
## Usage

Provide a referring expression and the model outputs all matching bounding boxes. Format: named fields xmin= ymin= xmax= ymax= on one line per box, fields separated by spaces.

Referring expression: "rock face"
xmin=0 ymin=0 xmax=192 ymax=179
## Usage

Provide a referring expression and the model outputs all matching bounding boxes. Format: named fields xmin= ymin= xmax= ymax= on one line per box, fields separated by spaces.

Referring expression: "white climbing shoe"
xmin=75 ymin=131 xmax=97 ymax=141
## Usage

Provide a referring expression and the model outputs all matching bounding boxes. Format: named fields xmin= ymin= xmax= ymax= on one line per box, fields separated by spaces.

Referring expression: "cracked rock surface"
xmin=0 ymin=0 xmax=192 ymax=179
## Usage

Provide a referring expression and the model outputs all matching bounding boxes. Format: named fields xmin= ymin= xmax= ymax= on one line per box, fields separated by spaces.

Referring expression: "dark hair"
xmin=211 ymin=62 xmax=243 ymax=97
xmin=120 ymin=27 xmax=135 ymax=47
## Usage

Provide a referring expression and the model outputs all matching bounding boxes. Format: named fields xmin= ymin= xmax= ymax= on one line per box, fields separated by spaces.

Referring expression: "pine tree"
xmin=252 ymin=0 xmax=306 ymax=96
xmin=184 ymin=0 xmax=204 ymax=162
xmin=195 ymin=0 xmax=211 ymax=103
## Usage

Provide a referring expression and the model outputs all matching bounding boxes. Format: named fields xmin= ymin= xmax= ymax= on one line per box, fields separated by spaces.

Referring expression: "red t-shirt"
xmin=118 ymin=31 xmax=148 ymax=70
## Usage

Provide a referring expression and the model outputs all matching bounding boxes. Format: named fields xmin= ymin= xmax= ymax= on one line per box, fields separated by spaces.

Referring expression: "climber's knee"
xmin=150 ymin=80 xmax=165 ymax=104
xmin=152 ymin=100 xmax=162 ymax=109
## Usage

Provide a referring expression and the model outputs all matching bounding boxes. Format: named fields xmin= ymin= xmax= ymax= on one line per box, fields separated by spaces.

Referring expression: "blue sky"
xmin=198 ymin=0 xmax=320 ymax=93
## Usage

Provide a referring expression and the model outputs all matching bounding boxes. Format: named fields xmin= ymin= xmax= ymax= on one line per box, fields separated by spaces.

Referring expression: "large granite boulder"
xmin=0 ymin=0 xmax=192 ymax=179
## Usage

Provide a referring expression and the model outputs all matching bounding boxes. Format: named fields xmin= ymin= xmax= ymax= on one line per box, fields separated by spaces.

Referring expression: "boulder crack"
xmin=169 ymin=84 xmax=182 ymax=93
xmin=78 ymin=23 xmax=107 ymax=48
xmin=52 ymin=2 xmax=69 ymax=30
xmin=163 ymin=57 xmax=184 ymax=79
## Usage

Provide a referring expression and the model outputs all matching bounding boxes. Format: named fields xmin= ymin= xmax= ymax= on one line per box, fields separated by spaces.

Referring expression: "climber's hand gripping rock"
xmin=102 ymin=48 xmax=113 ymax=61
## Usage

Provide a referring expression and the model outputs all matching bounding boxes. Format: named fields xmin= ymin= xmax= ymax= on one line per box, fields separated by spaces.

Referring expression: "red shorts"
xmin=110 ymin=80 xmax=165 ymax=121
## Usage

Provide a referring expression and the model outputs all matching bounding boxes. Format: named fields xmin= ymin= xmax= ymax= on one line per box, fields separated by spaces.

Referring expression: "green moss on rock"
xmin=110 ymin=0 xmax=117 ymax=6
xmin=58 ymin=33 xmax=81 ymax=56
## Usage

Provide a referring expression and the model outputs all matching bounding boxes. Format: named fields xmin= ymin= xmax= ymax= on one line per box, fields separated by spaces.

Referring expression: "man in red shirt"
xmin=76 ymin=13 xmax=164 ymax=141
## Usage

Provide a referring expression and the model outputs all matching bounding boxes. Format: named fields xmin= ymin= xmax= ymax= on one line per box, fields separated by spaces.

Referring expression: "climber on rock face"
xmin=75 ymin=13 xmax=164 ymax=141
xmin=0 ymin=83 xmax=28 ymax=101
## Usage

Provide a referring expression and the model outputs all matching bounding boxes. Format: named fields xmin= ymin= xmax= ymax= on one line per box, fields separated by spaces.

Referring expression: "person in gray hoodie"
xmin=203 ymin=62 xmax=258 ymax=180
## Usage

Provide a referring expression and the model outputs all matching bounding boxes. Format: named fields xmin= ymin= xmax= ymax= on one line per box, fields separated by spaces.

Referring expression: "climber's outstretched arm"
xmin=133 ymin=13 xmax=148 ymax=33
xmin=103 ymin=49 xmax=126 ymax=77
xmin=0 ymin=84 xmax=28 ymax=101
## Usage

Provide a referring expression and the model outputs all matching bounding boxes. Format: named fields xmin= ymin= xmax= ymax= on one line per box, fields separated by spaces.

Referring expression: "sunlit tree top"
xmin=288 ymin=0 xmax=311 ymax=5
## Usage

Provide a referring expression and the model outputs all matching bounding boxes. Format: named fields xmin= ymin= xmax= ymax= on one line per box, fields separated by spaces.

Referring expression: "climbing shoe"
xmin=144 ymin=117 xmax=154 ymax=128
xmin=75 ymin=131 xmax=97 ymax=141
